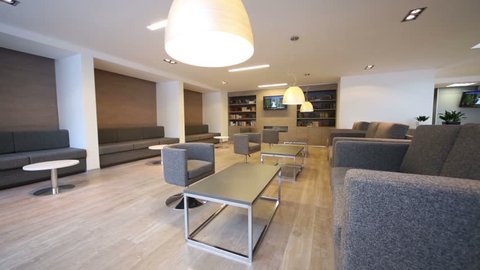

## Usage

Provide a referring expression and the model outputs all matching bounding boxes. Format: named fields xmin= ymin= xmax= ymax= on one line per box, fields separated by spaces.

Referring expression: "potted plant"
xmin=439 ymin=110 xmax=466 ymax=125
xmin=415 ymin=115 xmax=430 ymax=126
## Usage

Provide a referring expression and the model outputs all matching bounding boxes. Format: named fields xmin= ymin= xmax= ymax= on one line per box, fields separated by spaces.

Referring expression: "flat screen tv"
xmin=459 ymin=91 xmax=480 ymax=108
xmin=263 ymin=95 xmax=287 ymax=110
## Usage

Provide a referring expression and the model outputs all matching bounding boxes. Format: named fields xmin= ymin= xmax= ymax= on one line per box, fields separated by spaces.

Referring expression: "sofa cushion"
xmin=142 ymin=126 xmax=164 ymax=139
xmin=0 ymin=153 xmax=30 ymax=170
xmin=185 ymin=133 xmax=220 ymax=142
xmin=27 ymin=148 xmax=87 ymax=163
xmin=13 ymin=130 xmax=69 ymax=152
xmin=400 ymin=125 xmax=460 ymax=176
xmin=133 ymin=139 xmax=160 ymax=150
xmin=117 ymin=128 xmax=143 ymax=142
xmin=374 ymin=123 xmax=409 ymax=139
xmin=352 ymin=121 xmax=370 ymax=131
xmin=0 ymin=132 xmax=14 ymax=154
xmin=99 ymin=142 xmax=134 ymax=155
xmin=158 ymin=137 xmax=180 ymax=145
xmin=187 ymin=159 xmax=213 ymax=180
xmin=365 ymin=122 xmax=380 ymax=138
xmin=98 ymin=129 xmax=118 ymax=144
xmin=248 ymin=142 xmax=261 ymax=152
xmin=440 ymin=124 xmax=480 ymax=180
xmin=185 ymin=125 xmax=209 ymax=135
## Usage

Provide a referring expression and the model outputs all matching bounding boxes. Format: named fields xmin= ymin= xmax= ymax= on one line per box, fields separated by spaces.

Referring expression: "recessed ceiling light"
xmin=228 ymin=64 xmax=270 ymax=72
xmin=163 ymin=58 xmax=177 ymax=64
xmin=221 ymin=81 xmax=228 ymax=85
xmin=402 ymin=7 xmax=426 ymax=22
xmin=365 ymin=64 xmax=375 ymax=70
xmin=446 ymin=82 xmax=477 ymax=87
xmin=258 ymin=83 xmax=288 ymax=88
xmin=472 ymin=42 xmax=480 ymax=49
xmin=147 ymin=20 xmax=168 ymax=31
xmin=1 ymin=0 xmax=20 ymax=6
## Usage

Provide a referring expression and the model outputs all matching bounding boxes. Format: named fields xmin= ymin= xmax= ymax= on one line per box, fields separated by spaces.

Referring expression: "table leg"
xmin=51 ymin=168 xmax=59 ymax=195
xmin=248 ymin=206 xmax=253 ymax=262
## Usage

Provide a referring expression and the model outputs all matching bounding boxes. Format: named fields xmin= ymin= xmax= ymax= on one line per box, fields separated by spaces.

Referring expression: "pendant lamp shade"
xmin=300 ymin=101 xmax=314 ymax=112
xmin=283 ymin=86 xmax=305 ymax=105
xmin=165 ymin=0 xmax=254 ymax=67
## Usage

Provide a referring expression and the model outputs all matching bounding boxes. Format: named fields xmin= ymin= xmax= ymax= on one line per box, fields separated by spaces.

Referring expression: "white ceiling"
xmin=0 ymin=0 xmax=479 ymax=92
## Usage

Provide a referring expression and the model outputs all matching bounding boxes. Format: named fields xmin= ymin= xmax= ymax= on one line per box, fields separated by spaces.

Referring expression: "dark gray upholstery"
xmin=373 ymin=122 xmax=410 ymax=139
xmin=364 ymin=122 xmax=380 ymax=138
xmin=351 ymin=121 xmax=370 ymax=131
xmin=97 ymin=126 xmax=179 ymax=167
xmin=163 ymin=143 xmax=215 ymax=186
xmin=0 ymin=132 xmax=14 ymax=154
xmin=262 ymin=129 xmax=279 ymax=145
xmin=328 ymin=122 xmax=409 ymax=146
xmin=233 ymin=133 xmax=261 ymax=162
xmin=13 ymin=130 xmax=69 ymax=152
xmin=0 ymin=130 xmax=87 ymax=189
xmin=331 ymin=124 xmax=480 ymax=270
xmin=184 ymin=125 xmax=220 ymax=143
xmin=400 ymin=125 xmax=460 ymax=176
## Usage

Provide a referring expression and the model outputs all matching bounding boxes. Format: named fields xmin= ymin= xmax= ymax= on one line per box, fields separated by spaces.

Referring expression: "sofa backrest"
xmin=185 ymin=125 xmax=209 ymax=135
xmin=117 ymin=128 xmax=143 ymax=142
xmin=143 ymin=126 xmax=165 ymax=139
xmin=352 ymin=121 xmax=370 ymax=131
xmin=400 ymin=125 xmax=460 ymax=176
xmin=440 ymin=124 xmax=480 ymax=180
xmin=98 ymin=129 xmax=118 ymax=144
xmin=365 ymin=122 xmax=379 ymax=138
xmin=374 ymin=122 xmax=409 ymax=139
xmin=0 ymin=132 xmax=14 ymax=154
xmin=13 ymin=130 xmax=70 ymax=152
xmin=98 ymin=126 xmax=165 ymax=144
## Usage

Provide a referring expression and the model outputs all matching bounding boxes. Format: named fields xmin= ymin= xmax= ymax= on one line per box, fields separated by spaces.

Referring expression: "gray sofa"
xmin=331 ymin=124 xmax=480 ymax=269
xmin=328 ymin=121 xmax=409 ymax=146
xmin=0 ymin=130 xmax=86 ymax=189
xmin=98 ymin=126 xmax=179 ymax=167
xmin=185 ymin=125 xmax=220 ymax=143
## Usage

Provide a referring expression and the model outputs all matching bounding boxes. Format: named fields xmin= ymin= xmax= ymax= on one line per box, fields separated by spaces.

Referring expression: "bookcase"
xmin=297 ymin=89 xmax=336 ymax=127
xmin=228 ymin=95 xmax=257 ymax=127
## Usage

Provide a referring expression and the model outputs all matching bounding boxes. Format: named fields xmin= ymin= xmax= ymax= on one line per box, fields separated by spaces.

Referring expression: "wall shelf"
xmin=228 ymin=95 xmax=257 ymax=126
xmin=297 ymin=89 xmax=337 ymax=127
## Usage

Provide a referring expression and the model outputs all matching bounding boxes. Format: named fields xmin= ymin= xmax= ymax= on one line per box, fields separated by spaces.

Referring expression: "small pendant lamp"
xmin=300 ymin=100 xmax=314 ymax=112
xmin=283 ymin=86 xmax=305 ymax=105
xmin=165 ymin=0 xmax=254 ymax=67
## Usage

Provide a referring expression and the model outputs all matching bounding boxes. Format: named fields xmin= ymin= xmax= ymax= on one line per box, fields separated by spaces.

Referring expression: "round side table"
xmin=148 ymin=144 xmax=167 ymax=164
xmin=23 ymin=159 xmax=79 ymax=196
xmin=213 ymin=136 xmax=229 ymax=148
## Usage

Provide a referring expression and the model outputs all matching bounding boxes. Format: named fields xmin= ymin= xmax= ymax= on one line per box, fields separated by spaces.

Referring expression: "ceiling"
xmin=0 ymin=0 xmax=479 ymax=92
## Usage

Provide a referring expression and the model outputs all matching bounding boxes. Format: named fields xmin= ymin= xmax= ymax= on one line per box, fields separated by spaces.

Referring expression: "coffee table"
xmin=283 ymin=139 xmax=308 ymax=157
xmin=23 ymin=159 xmax=79 ymax=196
xmin=213 ymin=135 xmax=229 ymax=148
xmin=184 ymin=163 xmax=281 ymax=263
xmin=148 ymin=144 xmax=167 ymax=164
xmin=260 ymin=144 xmax=305 ymax=181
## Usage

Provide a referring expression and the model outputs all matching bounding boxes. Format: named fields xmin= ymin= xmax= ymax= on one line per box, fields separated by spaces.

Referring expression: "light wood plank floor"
xmin=0 ymin=144 xmax=334 ymax=270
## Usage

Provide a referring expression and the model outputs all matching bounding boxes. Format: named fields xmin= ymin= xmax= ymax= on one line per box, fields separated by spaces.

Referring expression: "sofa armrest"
xmin=340 ymin=169 xmax=480 ymax=269
xmin=332 ymin=139 xmax=410 ymax=171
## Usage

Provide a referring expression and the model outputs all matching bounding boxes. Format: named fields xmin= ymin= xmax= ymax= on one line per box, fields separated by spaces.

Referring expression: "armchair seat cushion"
xmin=248 ymin=142 xmax=261 ymax=152
xmin=0 ymin=153 xmax=30 ymax=170
xmin=187 ymin=160 xmax=214 ymax=181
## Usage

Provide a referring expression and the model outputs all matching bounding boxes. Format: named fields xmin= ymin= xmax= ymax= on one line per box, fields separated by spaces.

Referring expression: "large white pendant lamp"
xmin=283 ymin=86 xmax=305 ymax=105
xmin=165 ymin=0 xmax=254 ymax=67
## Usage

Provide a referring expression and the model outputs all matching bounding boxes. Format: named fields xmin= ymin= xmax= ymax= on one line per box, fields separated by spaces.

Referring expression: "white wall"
xmin=203 ymin=91 xmax=228 ymax=135
xmin=156 ymin=81 xmax=185 ymax=142
xmin=436 ymin=87 xmax=480 ymax=124
xmin=55 ymin=53 xmax=100 ymax=170
xmin=338 ymin=70 xmax=435 ymax=128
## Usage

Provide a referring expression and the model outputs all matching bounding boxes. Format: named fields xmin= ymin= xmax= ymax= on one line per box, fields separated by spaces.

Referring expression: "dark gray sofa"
xmin=185 ymin=125 xmax=220 ymax=143
xmin=328 ymin=121 xmax=409 ymax=146
xmin=331 ymin=124 xmax=480 ymax=269
xmin=0 ymin=130 xmax=87 ymax=189
xmin=98 ymin=126 xmax=179 ymax=167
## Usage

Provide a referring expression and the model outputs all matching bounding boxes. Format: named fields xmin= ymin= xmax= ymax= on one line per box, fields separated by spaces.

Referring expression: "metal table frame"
xmin=184 ymin=169 xmax=281 ymax=264
xmin=283 ymin=140 xmax=308 ymax=157
xmin=260 ymin=145 xmax=305 ymax=181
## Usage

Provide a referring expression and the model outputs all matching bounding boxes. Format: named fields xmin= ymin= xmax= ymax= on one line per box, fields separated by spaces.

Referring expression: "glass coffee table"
xmin=260 ymin=144 xmax=305 ymax=181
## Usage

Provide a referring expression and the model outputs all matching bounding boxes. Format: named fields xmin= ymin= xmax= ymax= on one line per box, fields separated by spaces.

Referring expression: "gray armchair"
xmin=262 ymin=129 xmax=279 ymax=146
xmin=162 ymin=143 xmax=215 ymax=209
xmin=233 ymin=133 xmax=261 ymax=162
xmin=331 ymin=124 xmax=480 ymax=269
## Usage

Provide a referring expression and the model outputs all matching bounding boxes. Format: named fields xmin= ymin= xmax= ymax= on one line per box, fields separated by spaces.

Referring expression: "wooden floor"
xmin=0 ymin=144 xmax=334 ymax=270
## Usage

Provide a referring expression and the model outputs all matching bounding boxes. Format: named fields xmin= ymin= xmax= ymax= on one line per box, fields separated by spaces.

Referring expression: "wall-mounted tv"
xmin=263 ymin=95 xmax=287 ymax=110
xmin=459 ymin=91 xmax=480 ymax=108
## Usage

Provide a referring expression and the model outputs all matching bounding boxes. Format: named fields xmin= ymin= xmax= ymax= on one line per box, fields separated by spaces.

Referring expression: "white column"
xmin=203 ymin=91 xmax=228 ymax=136
xmin=55 ymin=54 xmax=100 ymax=170
xmin=156 ymin=81 xmax=185 ymax=143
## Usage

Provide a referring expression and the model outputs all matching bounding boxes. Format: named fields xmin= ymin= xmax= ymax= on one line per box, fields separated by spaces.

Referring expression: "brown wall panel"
xmin=95 ymin=69 xmax=156 ymax=128
xmin=184 ymin=89 xmax=203 ymax=126
xmin=0 ymin=48 xmax=59 ymax=131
